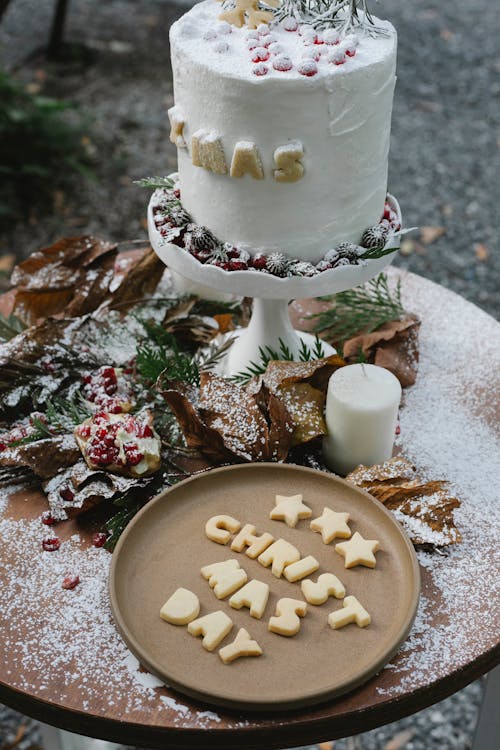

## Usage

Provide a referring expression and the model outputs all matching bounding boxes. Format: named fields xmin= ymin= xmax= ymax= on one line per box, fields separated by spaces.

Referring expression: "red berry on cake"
xmin=253 ymin=63 xmax=269 ymax=77
xmin=268 ymin=42 xmax=284 ymax=55
xmin=328 ymin=48 xmax=346 ymax=65
xmin=257 ymin=23 xmax=270 ymax=36
xmin=323 ymin=29 xmax=340 ymax=45
xmin=282 ymin=18 xmax=298 ymax=32
xmin=342 ymin=34 xmax=359 ymax=57
xmin=247 ymin=38 xmax=260 ymax=50
xmin=252 ymin=47 xmax=270 ymax=63
xmin=298 ymin=59 xmax=318 ymax=77
xmin=261 ymin=35 xmax=277 ymax=48
xmin=250 ymin=253 xmax=268 ymax=270
xmin=273 ymin=56 xmax=293 ymax=72
xmin=302 ymin=49 xmax=321 ymax=62
xmin=228 ymin=260 xmax=248 ymax=271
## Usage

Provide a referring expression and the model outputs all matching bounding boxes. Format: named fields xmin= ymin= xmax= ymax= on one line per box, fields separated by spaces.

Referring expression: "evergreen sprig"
xmin=232 ymin=336 xmax=325 ymax=385
xmin=273 ymin=0 xmax=388 ymax=34
xmin=0 ymin=312 xmax=27 ymax=342
xmin=135 ymin=319 xmax=200 ymax=386
xmin=310 ymin=273 xmax=406 ymax=349
xmin=134 ymin=176 xmax=176 ymax=190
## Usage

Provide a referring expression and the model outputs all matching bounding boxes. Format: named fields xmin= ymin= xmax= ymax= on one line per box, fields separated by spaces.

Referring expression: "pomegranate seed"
xmin=62 ymin=574 xmax=80 ymax=590
xmin=42 ymin=512 xmax=56 ymax=526
xmin=395 ymin=424 xmax=401 ymax=435
xmin=108 ymin=401 xmax=123 ymax=414
xmin=298 ymin=60 xmax=318 ymax=77
xmin=139 ymin=424 xmax=154 ymax=438
xmin=42 ymin=537 xmax=61 ymax=552
xmin=0 ymin=441 xmax=7 ymax=452
xmin=251 ymin=47 xmax=269 ymax=62
xmin=273 ymin=56 xmax=293 ymax=72
xmin=228 ymin=261 xmax=248 ymax=271
xmin=76 ymin=423 xmax=91 ymax=438
xmin=173 ymin=188 xmax=181 ymax=198
xmin=59 ymin=486 xmax=75 ymax=502
xmin=92 ymin=532 xmax=108 ymax=548
xmin=124 ymin=443 xmax=144 ymax=466
xmin=82 ymin=374 xmax=92 ymax=384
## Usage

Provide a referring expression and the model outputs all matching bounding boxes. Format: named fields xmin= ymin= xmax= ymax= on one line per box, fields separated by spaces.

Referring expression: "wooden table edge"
xmin=1 ymin=642 xmax=498 ymax=749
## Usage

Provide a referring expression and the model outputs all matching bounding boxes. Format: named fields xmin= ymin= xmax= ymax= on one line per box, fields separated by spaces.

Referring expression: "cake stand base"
xmin=213 ymin=296 xmax=335 ymax=377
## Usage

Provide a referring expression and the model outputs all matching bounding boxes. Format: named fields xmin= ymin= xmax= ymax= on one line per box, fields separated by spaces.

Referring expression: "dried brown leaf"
xmin=343 ymin=316 xmax=420 ymax=387
xmin=346 ymin=456 xmax=461 ymax=547
xmin=262 ymin=354 xmax=346 ymax=394
xmin=384 ymin=729 xmax=415 ymax=750
xmin=0 ymin=436 xmax=80 ymax=479
xmin=107 ymin=248 xmax=165 ymax=312
xmin=277 ymin=382 xmax=327 ymax=446
xmin=474 ymin=243 xmax=489 ymax=262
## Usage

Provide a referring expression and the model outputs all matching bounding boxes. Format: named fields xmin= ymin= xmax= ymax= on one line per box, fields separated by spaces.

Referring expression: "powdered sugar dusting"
xmin=0 ymin=270 xmax=498 ymax=726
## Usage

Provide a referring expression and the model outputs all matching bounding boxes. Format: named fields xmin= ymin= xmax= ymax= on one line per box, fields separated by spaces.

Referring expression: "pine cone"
xmin=168 ymin=206 xmax=191 ymax=227
xmin=287 ymin=261 xmax=319 ymax=277
xmin=266 ymin=252 xmax=291 ymax=277
xmin=360 ymin=224 xmax=389 ymax=251
xmin=184 ymin=224 xmax=221 ymax=253
xmin=336 ymin=242 xmax=364 ymax=263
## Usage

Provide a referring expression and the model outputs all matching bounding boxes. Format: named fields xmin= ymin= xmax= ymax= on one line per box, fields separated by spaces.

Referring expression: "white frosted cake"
xmin=167 ymin=0 xmax=397 ymax=264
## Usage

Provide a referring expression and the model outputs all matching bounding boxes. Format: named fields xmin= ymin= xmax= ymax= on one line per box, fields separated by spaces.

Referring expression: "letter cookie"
xmin=310 ymin=507 xmax=351 ymax=544
xmin=188 ymin=611 xmax=233 ymax=651
xmin=167 ymin=105 xmax=186 ymax=148
xmin=191 ymin=129 xmax=228 ymax=175
xmin=283 ymin=555 xmax=319 ymax=583
xmin=201 ymin=559 xmax=247 ymax=599
xmin=270 ymin=494 xmax=312 ymax=528
xmin=230 ymin=141 xmax=264 ymax=180
xmin=258 ymin=539 xmax=301 ymax=578
xmin=205 ymin=515 xmax=241 ymax=545
xmin=219 ymin=627 xmax=263 ymax=664
xmin=273 ymin=142 xmax=304 ymax=183
xmin=231 ymin=523 xmax=274 ymax=558
xmin=159 ymin=587 xmax=200 ymax=625
xmin=301 ymin=573 xmax=346 ymax=605
xmin=335 ymin=531 xmax=380 ymax=569
xmin=229 ymin=579 xmax=270 ymax=619
xmin=268 ymin=598 xmax=307 ymax=637
xmin=328 ymin=595 xmax=371 ymax=629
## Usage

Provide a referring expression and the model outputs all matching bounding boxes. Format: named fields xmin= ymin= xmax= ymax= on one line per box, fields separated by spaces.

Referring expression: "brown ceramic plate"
xmin=109 ymin=463 xmax=420 ymax=711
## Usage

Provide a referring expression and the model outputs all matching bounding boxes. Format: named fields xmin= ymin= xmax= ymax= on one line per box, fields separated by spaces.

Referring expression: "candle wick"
xmin=361 ymin=363 xmax=368 ymax=377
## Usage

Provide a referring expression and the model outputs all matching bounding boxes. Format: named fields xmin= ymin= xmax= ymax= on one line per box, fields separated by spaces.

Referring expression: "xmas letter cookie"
xmin=219 ymin=627 xmax=263 ymax=665
xmin=270 ymin=494 xmax=312 ymax=528
xmin=301 ymin=573 xmax=346 ymax=605
xmin=205 ymin=515 xmax=241 ymax=545
xmin=268 ymin=598 xmax=307 ymax=637
xmin=310 ymin=507 xmax=351 ymax=544
xmin=231 ymin=523 xmax=274 ymax=558
xmin=230 ymin=141 xmax=264 ymax=180
xmin=335 ymin=531 xmax=380 ymax=569
xmin=167 ymin=105 xmax=186 ymax=148
xmin=328 ymin=595 xmax=371 ymax=629
xmin=283 ymin=555 xmax=319 ymax=583
xmin=188 ymin=611 xmax=233 ymax=651
xmin=160 ymin=588 xmax=200 ymax=625
xmin=229 ymin=579 xmax=270 ymax=619
xmin=273 ymin=142 xmax=304 ymax=183
xmin=258 ymin=539 xmax=300 ymax=578
xmin=201 ymin=559 xmax=247 ymax=599
xmin=191 ymin=129 xmax=228 ymax=175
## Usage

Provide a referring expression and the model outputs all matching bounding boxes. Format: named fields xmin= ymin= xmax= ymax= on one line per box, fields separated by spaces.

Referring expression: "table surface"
xmin=0 ymin=268 xmax=499 ymax=750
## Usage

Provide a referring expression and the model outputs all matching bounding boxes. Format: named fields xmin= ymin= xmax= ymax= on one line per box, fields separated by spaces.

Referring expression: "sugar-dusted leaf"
xmin=11 ymin=236 xmax=117 ymax=325
xmin=346 ymin=456 xmax=461 ymax=547
xmin=343 ymin=315 xmax=420 ymax=387
xmin=260 ymin=354 xmax=346 ymax=394
xmin=107 ymin=247 xmax=165 ymax=312
xmin=276 ymin=381 xmax=327 ymax=446
xmin=0 ymin=435 xmax=80 ymax=479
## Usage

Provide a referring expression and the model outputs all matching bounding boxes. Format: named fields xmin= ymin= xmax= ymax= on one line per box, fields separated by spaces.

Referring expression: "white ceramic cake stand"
xmin=148 ymin=193 xmax=402 ymax=376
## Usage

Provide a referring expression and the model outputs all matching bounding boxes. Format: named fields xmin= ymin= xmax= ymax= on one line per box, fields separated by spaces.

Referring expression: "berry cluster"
xmin=82 ymin=366 xmax=133 ymax=414
xmin=152 ymin=184 xmax=400 ymax=278
xmin=0 ymin=413 xmax=53 ymax=453
xmin=243 ymin=20 xmax=358 ymax=77
xmin=74 ymin=411 xmax=160 ymax=478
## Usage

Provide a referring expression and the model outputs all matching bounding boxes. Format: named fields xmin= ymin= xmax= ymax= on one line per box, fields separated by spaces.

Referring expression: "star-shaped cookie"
xmin=310 ymin=507 xmax=351 ymax=544
xmin=269 ymin=494 xmax=312 ymax=528
xmin=335 ymin=531 xmax=380 ymax=569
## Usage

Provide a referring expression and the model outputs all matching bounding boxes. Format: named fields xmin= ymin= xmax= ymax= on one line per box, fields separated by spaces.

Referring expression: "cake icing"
xmin=169 ymin=0 xmax=397 ymax=262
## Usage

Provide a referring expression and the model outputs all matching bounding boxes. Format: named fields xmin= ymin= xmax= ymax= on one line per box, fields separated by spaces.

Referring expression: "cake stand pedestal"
xmin=148 ymin=194 xmax=402 ymax=375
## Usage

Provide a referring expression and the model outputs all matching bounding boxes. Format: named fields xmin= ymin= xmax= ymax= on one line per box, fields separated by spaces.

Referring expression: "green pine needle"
xmin=232 ymin=336 xmax=326 ymax=386
xmin=310 ymin=273 xmax=406 ymax=350
xmin=134 ymin=176 xmax=175 ymax=190
xmin=135 ymin=318 xmax=200 ymax=386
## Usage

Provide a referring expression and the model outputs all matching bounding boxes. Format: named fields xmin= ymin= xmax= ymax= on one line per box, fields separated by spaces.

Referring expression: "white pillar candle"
xmin=322 ymin=364 xmax=402 ymax=476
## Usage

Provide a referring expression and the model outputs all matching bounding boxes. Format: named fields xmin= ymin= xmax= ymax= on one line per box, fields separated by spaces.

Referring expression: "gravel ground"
xmin=0 ymin=0 xmax=496 ymax=748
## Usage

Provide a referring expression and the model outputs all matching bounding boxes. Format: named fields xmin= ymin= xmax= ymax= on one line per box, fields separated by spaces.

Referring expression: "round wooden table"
xmin=0 ymin=269 xmax=499 ymax=749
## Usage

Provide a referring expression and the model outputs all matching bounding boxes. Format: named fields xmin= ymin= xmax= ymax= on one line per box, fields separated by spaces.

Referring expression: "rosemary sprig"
xmin=134 ymin=176 xmax=175 ymax=190
xmin=310 ymin=273 xmax=406 ymax=349
xmin=232 ymin=336 xmax=325 ymax=386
